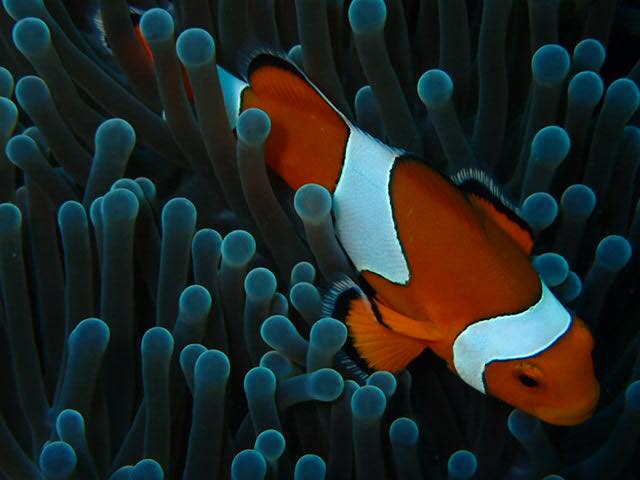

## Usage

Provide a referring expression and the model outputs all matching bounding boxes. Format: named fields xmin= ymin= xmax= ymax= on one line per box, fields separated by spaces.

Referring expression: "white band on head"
xmin=452 ymin=280 xmax=572 ymax=393
xmin=333 ymin=128 xmax=410 ymax=284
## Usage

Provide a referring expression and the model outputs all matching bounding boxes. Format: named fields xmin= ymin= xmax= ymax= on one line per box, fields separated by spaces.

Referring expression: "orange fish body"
xmin=126 ymin=15 xmax=598 ymax=425
xmin=229 ymin=53 xmax=599 ymax=426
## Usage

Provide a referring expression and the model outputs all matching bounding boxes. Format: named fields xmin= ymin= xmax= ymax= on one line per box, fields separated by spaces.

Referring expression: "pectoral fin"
xmin=323 ymin=278 xmax=430 ymax=373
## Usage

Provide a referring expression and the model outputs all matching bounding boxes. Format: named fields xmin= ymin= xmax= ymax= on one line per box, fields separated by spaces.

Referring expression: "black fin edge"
xmin=236 ymin=46 xmax=302 ymax=83
xmin=322 ymin=276 xmax=374 ymax=384
xmin=451 ymin=168 xmax=534 ymax=241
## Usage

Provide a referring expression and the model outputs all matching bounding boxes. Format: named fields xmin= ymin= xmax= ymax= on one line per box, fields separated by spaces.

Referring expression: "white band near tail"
xmin=452 ymin=279 xmax=572 ymax=393
xmin=333 ymin=128 xmax=410 ymax=285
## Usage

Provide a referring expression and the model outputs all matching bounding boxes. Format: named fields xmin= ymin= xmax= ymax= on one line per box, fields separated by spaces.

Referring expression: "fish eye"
xmin=518 ymin=373 xmax=539 ymax=388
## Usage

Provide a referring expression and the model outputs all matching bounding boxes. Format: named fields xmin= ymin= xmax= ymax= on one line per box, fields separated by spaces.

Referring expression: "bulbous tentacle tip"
xmin=573 ymin=38 xmax=606 ymax=71
xmin=290 ymin=261 xmax=316 ymax=286
xmin=244 ymin=366 xmax=277 ymax=396
xmin=195 ymin=349 xmax=231 ymax=383
xmin=176 ymin=28 xmax=216 ymax=68
xmin=179 ymin=343 xmax=207 ymax=388
xmin=355 ymin=84 xmax=375 ymax=105
xmin=161 ymin=197 xmax=196 ymax=229
xmin=245 ymin=267 xmax=277 ymax=302
xmin=55 ymin=409 xmax=85 ymax=437
xmin=237 ymin=108 xmax=272 ymax=146
xmin=69 ymin=318 xmax=110 ymax=353
xmin=507 ymin=409 xmax=540 ymax=440
xmin=625 ymin=381 xmax=640 ymax=413
xmin=294 ymin=183 xmax=332 ymax=224
xmin=366 ymin=371 xmax=397 ymax=400
xmin=180 ymin=344 xmax=207 ymax=366
xmin=521 ymin=192 xmax=558 ymax=231
xmin=22 ymin=126 xmax=48 ymax=155
xmin=568 ymin=71 xmax=604 ymax=107
xmin=447 ymin=450 xmax=478 ymax=480
xmin=132 ymin=459 xmax=164 ymax=480
xmin=12 ymin=17 xmax=50 ymax=57
xmin=179 ymin=284 xmax=212 ymax=320
xmin=232 ymin=450 xmax=267 ymax=480
xmin=88 ymin=196 xmax=103 ymax=223
xmin=595 ymin=235 xmax=632 ymax=272
xmin=95 ymin=118 xmax=136 ymax=155
xmin=417 ymin=69 xmax=454 ymax=109
xmin=261 ymin=315 xmax=295 ymax=347
xmin=0 ymin=202 xmax=22 ymax=231
xmin=348 ymin=0 xmax=387 ymax=34
xmin=604 ymin=78 xmax=640 ymax=117
xmin=352 ymin=384 xmax=387 ymax=418
xmin=111 ymin=178 xmax=145 ymax=203
xmin=141 ymin=326 xmax=174 ymax=356
xmin=221 ymin=230 xmax=256 ymax=267
xmin=290 ymin=281 xmax=321 ymax=305
xmin=561 ymin=184 xmax=597 ymax=219
xmin=193 ymin=227 xmax=223 ymax=251
xmin=58 ymin=200 xmax=87 ymax=228
xmin=139 ymin=8 xmax=175 ymax=45
xmin=532 ymin=252 xmax=570 ymax=287
xmin=111 ymin=466 xmax=134 ymax=479
xmin=389 ymin=417 xmax=419 ymax=446
xmin=102 ymin=188 xmax=140 ymax=222
xmin=310 ymin=317 xmax=348 ymax=352
xmin=532 ymin=44 xmax=571 ymax=87
xmin=5 ymin=134 xmax=40 ymax=169
xmin=531 ymin=126 xmax=571 ymax=168
xmin=255 ymin=429 xmax=286 ymax=462
xmin=260 ymin=351 xmax=295 ymax=380
xmin=295 ymin=454 xmax=326 ymax=480
xmin=0 ymin=97 xmax=18 ymax=138
xmin=308 ymin=368 xmax=344 ymax=401
xmin=556 ymin=271 xmax=582 ymax=303
xmin=288 ymin=44 xmax=304 ymax=68
xmin=135 ymin=177 xmax=157 ymax=202
xmin=2 ymin=0 xmax=46 ymax=21
xmin=39 ymin=441 xmax=77 ymax=480
xmin=0 ymin=66 xmax=14 ymax=97
xmin=14 ymin=75 xmax=49 ymax=108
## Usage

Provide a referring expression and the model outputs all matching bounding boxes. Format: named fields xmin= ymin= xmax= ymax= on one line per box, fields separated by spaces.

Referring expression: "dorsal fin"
xmin=451 ymin=168 xmax=535 ymax=255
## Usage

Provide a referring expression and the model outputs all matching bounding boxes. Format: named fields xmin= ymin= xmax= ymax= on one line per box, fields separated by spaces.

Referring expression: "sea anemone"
xmin=0 ymin=0 xmax=639 ymax=478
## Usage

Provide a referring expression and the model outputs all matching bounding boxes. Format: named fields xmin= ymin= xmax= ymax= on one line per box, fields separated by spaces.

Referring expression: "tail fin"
xmin=237 ymin=51 xmax=349 ymax=192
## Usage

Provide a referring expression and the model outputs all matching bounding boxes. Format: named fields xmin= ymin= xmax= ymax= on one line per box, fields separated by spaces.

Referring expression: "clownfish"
xmin=95 ymin=8 xmax=599 ymax=426
xmin=226 ymin=53 xmax=599 ymax=426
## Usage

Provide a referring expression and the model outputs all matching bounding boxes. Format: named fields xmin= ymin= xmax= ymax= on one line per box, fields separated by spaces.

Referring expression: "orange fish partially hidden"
xmin=226 ymin=52 xmax=599 ymax=426
xmin=105 ymin=8 xmax=599 ymax=425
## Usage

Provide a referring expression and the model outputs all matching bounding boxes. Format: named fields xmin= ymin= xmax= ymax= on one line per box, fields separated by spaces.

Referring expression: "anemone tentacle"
xmin=0 ymin=0 xmax=638 ymax=479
